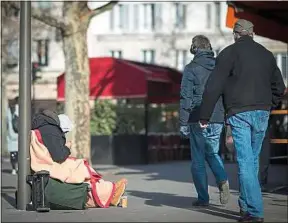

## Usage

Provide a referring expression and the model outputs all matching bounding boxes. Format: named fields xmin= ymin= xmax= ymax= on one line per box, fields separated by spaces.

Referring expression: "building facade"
xmin=5 ymin=1 xmax=64 ymax=103
xmin=5 ymin=2 xmax=287 ymax=103
xmin=88 ymin=2 xmax=287 ymax=83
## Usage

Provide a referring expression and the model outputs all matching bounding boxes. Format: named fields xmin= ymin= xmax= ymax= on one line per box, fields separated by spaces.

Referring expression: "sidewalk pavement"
xmin=1 ymin=159 xmax=287 ymax=222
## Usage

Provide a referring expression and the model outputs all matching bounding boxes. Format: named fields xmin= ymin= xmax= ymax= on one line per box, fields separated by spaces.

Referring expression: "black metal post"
xmin=17 ymin=1 xmax=31 ymax=210
xmin=144 ymin=98 xmax=149 ymax=164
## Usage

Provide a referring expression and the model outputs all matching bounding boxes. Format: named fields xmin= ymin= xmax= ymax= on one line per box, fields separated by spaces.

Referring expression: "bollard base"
xmin=26 ymin=202 xmax=34 ymax=211
xmin=36 ymin=207 xmax=50 ymax=212
xmin=15 ymin=190 xmax=34 ymax=211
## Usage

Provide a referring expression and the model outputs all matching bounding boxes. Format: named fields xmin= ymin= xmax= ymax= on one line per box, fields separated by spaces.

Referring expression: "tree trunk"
xmin=62 ymin=20 xmax=91 ymax=162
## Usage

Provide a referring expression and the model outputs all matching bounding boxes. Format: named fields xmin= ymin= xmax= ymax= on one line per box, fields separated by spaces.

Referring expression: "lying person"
xmin=30 ymin=110 xmax=127 ymax=208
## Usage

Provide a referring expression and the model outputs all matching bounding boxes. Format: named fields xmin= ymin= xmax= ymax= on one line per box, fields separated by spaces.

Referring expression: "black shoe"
xmin=192 ymin=200 xmax=209 ymax=207
xmin=238 ymin=215 xmax=264 ymax=222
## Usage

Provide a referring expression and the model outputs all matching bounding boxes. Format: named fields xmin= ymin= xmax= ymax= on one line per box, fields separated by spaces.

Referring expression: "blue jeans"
xmin=227 ymin=110 xmax=270 ymax=218
xmin=189 ymin=123 xmax=228 ymax=203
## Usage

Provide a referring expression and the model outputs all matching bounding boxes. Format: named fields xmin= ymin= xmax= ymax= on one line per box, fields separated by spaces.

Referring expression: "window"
xmin=3 ymin=4 xmax=19 ymax=17
xmin=118 ymin=4 xmax=125 ymax=29
xmin=34 ymin=39 xmax=49 ymax=66
xmin=110 ymin=4 xmax=129 ymax=31
xmin=215 ymin=2 xmax=221 ymax=28
xmin=175 ymin=3 xmax=186 ymax=29
xmin=155 ymin=3 xmax=163 ymax=30
xmin=110 ymin=8 xmax=114 ymax=30
xmin=55 ymin=29 xmax=62 ymax=42
xmin=6 ymin=40 xmax=18 ymax=67
xmin=206 ymin=4 xmax=211 ymax=29
xmin=143 ymin=3 xmax=156 ymax=30
xmin=133 ymin=4 xmax=139 ymax=30
xmin=38 ymin=1 xmax=52 ymax=9
xmin=37 ymin=0 xmax=52 ymax=12
xmin=142 ymin=50 xmax=155 ymax=64
xmin=110 ymin=50 xmax=122 ymax=59
xmin=175 ymin=50 xmax=187 ymax=71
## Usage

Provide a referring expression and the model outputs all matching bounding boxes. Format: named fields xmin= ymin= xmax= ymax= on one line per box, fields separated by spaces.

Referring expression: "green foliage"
xmin=114 ymin=103 xmax=145 ymax=134
xmin=148 ymin=104 xmax=179 ymax=133
xmin=90 ymin=99 xmax=179 ymax=135
xmin=90 ymin=99 xmax=117 ymax=135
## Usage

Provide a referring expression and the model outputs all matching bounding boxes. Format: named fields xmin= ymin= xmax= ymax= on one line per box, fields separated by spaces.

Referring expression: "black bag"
xmin=26 ymin=170 xmax=51 ymax=212
xmin=10 ymin=106 xmax=19 ymax=133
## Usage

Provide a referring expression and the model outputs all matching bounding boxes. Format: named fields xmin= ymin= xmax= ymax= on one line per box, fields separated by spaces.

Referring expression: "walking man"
xmin=199 ymin=20 xmax=286 ymax=222
xmin=179 ymin=35 xmax=230 ymax=207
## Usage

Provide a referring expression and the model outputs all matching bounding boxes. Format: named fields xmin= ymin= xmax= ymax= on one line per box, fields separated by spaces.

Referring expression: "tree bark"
xmin=61 ymin=1 xmax=118 ymax=162
xmin=62 ymin=4 xmax=91 ymax=161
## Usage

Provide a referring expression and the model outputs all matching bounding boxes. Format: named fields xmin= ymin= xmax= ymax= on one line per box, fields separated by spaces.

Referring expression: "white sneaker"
xmin=11 ymin=169 xmax=17 ymax=175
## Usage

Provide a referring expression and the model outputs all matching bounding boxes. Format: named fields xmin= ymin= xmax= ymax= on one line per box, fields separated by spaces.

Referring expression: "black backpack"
xmin=10 ymin=106 xmax=19 ymax=133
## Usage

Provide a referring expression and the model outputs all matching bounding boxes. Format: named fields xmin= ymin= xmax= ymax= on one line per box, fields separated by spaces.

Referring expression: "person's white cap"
xmin=58 ymin=114 xmax=74 ymax=133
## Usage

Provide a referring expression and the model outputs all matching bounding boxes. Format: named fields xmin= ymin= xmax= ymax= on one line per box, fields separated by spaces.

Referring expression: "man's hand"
xmin=199 ymin=120 xmax=209 ymax=129
xmin=65 ymin=141 xmax=72 ymax=149
xmin=180 ymin=125 xmax=190 ymax=139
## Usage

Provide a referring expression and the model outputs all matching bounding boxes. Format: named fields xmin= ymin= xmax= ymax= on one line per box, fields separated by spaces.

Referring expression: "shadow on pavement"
xmin=1 ymin=169 xmax=12 ymax=174
xmin=127 ymin=190 xmax=240 ymax=221
xmin=116 ymin=162 xmax=288 ymax=195
xmin=116 ymin=162 xmax=240 ymax=189
xmin=1 ymin=186 xmax=16 ymax=191
xmin=269 ymin=203 xmax=288 ymax=207
xmin=1 ymin=193 xmax=16 ymax=208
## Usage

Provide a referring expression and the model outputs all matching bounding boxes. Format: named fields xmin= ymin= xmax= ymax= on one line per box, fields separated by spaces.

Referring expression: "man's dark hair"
xmin=190 ymin=35 xmax=212 ymax=54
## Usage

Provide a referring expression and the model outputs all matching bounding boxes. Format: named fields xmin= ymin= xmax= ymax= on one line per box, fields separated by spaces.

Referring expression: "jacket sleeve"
xmin=179 ymin=66 xmax=194 ymax=126
xmin=199 ymin=48 xmax=233 ymax=121
xmin=271 ymin=58 xmax=286 ymax=108
xmin=45 ymin=129 xmax=71 ymax=163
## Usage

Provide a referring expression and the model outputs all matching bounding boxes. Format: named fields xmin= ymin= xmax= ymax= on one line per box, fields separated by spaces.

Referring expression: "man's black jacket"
xmin=200 ymin=36 xmax=286 ymax=121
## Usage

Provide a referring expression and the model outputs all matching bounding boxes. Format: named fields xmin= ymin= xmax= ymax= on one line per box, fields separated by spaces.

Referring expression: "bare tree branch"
xmin=31 ymin=7 xmax=67 ymax=30
xmin=7 ymin=1 xmax=67 ymax=30
xmin=85 ymin=1 xmax=118 ymax=21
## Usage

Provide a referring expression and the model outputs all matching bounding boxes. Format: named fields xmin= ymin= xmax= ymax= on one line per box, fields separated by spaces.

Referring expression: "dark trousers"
xmin=10 ymin=152 xmax=18 ymax=170
xmin=259 ymin=128 xmax=270 ymax=186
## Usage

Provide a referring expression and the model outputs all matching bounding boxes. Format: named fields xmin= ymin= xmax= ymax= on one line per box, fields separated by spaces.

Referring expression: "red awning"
xmin=226 ymin=1 xmax=288 ymax=43
xmin=57 ymin=57 xmax=181 ymax=104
